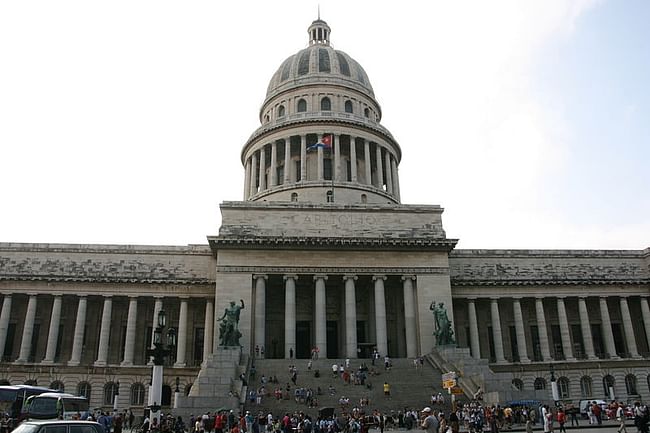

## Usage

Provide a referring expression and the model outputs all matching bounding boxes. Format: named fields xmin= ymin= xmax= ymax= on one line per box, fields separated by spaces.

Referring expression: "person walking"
xmin=421 ymin=408 xmax=439 ymax=433
xmin=616 ymin=403 xmax=627 ymax=433
xmin=556 ymin=408 xmax=566 ymax=433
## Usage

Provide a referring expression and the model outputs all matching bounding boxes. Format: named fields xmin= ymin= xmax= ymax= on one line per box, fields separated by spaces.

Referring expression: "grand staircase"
xmin=243 ymin=357 xmax=452 ymax=417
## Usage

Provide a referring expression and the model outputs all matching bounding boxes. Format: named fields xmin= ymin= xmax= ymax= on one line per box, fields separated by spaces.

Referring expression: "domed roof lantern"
xmin=308 ymin=14 xmax=331 ymax=46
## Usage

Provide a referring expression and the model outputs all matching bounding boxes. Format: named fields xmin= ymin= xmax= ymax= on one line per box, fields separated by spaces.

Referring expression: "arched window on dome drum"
xmin=321 ymin=97 xmax=331 ymax=111
xmin=625 ymin=374 xmax=637 ymax=395
xmin=534 ymin=377 xmax=546 ymax=390
xmin=361 ymin=194 xmax=367 ymax=204
xmin=291 ymin=193 xmax=298 ymax=202
xmin=364 ymin=108 xmax=370 ymax=118
xmin=264 ymin=114 xmax=270 ymax=123
xmin=580 ymin=376 xmax=593 ymax=397
xmin=277 ymin=105 xmax=285 ymax=117
xmin=297 ymin=99 xmax=307 ymax=113
xmin=344 ymin=100 xmax=353 ymax=113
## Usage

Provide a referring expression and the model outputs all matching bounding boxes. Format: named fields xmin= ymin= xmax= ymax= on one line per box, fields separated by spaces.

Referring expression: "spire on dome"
xmin=308 ymin=17 xmax=331 ymax=46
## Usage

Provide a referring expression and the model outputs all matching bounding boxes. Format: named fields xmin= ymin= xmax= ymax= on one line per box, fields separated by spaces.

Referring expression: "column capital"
xmin=178 ymin=295 xmax=190 ymax=300
xmin=101 ymin=295 xmax=113 ymax=299
xmin=401 ymin=275 xmax=416 ymax=281
xmin=372 ymin=275 xmax=387 ymax=281
xmin=535 ymin=296 xmax=545 ymax=302
xmin=313 ymin=274 xmax=328 ymax=281
xmin=51 ymin=293 xmax=64 ymax=298
xmin=490 ymin=297 xmax=500 ymax=302
xmin=342 ymin=275 xmax=358 ymax=281
xmin=578 ymin=295 xmax=589 ymax=300
xmin=556 ymin=295 xmax=567 ymax=300
xmin=127 ymin=295 xmax=139 ymax=300
xmin=512 ymin=296 xmax=523 ymax=301
xmin=467 ymin=297 xmax=477 ymax=302
xmin=253 ymin=274 xmax=268 ymax=280
xmin=599 ymin=296 xmax=609 ymax=301
xmin=283 ymin=274 xmax=299 ymax=281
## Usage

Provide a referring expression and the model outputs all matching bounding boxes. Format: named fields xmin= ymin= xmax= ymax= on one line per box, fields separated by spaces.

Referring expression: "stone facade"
xmin=0 ymin=17 xmax=649 ymax=413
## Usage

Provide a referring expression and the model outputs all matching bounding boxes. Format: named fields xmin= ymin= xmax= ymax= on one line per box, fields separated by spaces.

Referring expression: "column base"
xmin=519 ymin=358 xmax=531 ymax=364
xmin=564 ymin=357 xmax=576 ymax=361
xmin=13 ymin=359 xmax=26 ymax=364
xmin=40 ymin=359 xmax=54 ymax=365
xmin=174 ymin=362 xmax=187 ymax=368
xmin=67 ymin=361 xmax=80 ymax=366
xmin=94 ymin=361 xmax=107 ymax=367
xmin=120 ymin=361 xmax=133 ymax=367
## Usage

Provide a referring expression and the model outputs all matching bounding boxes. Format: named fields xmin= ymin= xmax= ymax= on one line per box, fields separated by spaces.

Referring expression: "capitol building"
xmin=1 ymin=18 xmax=649 ymax=411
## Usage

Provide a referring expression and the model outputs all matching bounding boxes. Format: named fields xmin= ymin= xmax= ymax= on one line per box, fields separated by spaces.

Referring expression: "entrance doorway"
xmin=296 ymin=321 xmax=311 ymax=359
xmin=327 ymin=321 xmax=339 ymax=359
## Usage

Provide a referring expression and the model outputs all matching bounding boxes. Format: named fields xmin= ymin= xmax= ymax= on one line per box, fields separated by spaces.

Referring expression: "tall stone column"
xmin=94 ymin=296 xmax=113 ymax=366
xmin=317 ymin=146 xmax=324 ymax=180
xmin=599 ymin=297 xmax=619 ymax=359
xmin=121 ymin=296 xmax=138 ymax=366
xmin=300 ymin=135 xmax=307 ymax=181
xmin=15 ymin=294 xmax=38 ymax=363
xmin=578 ymin=296 xmax=597 ymax=359
xmin=175 ymin=297 xmax=189 ymax=366
xmin=284 ymin=138 xmax=291 ymax=184
xmin=42 ymin=294 xmax=63 ymax=363
xmin=249 ymin=153 xmax=258 ymax=197
xmin=375 ymin=145 xmax=384 ymax=189
xmin=343 ymin=275 xmax=358 ymax=358
xmin=391 ymin=157 xmax=400 ymax=201
xmin=384 ymin=152 xmax=393 ymax=194
xmin=512 ymin=297 xmax=530 ymax=363
xmin=402 ymin=275 xmax=417 ymax=358
xmin=364 ymin=140 xmax=371 ymax=185
xmin=372 ymin=275 xmax=388 ymax=356
xmin=556 ymin=297 xmax=575 ymax=360
xmin=314 ymin=275 xmax=328 ymax=357
xmin=490 ymin=298 xmax=506 ymax=363
xmin=535 ymin=297 xmax=552 ymax=361
xmin=467 ymin=298 xmax=481 ymax=359
xmin=254 ymin=275 xmax=267 ymax=356
xmin=258 ymin=145 xmax=267 ymax=191
xmin=350 ymin=138 xmax=358 ymax=182
xmin=334 ymin=134 xmax=341 ymax=181
xmin=0 ymin=295 xmax=12 ymax=359
xmin=640 ymin=297 xmax=650 ymax=356
xmin=244 ymin=159 xmax=251 ymax=200
xmin=203 ymin=299 xmax=214 ymax=362
xmin=284 ymin=275 xmax=297 ymax=359
xmin=69 ymin=295 xmax=87 ymax=366
xmin=270 ymin=141 xmax=277 ymax=187
xmin=619 ymin=297 xmax=640 ymax=358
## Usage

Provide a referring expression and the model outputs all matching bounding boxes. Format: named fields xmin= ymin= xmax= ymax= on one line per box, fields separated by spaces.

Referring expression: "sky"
xmin=0 ymin=0 xmax=648 ymax=250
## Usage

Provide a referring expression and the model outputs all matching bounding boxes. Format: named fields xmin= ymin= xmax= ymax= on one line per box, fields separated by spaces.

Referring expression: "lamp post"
xmin=113 ymin=381 xmax=120 ymax=412
xmin=549 ymin=364 xmax=560 ymax=406
xmin=146 ymin=310 xmax=177 ymax=424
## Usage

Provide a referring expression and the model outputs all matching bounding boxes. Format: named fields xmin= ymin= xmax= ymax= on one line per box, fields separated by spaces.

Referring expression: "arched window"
xmin=161 ymin=385 xmax=172 ymax=406
xmin=131 ymin=383 xmax=146 ymax=406
xmin=625 ymin=374 xmax=638 ymax=395
xmin=0 ymin=380 xmax=10 ymax=386
xmin=558 ymin=377 xmax=570 ymax=399
xmin=344 ymin=100 xmax=353 ymax=113
xmin=104 ymin=382 xmax=118 ymax=406
xmin=184 ymin=383 xmax=192 ymax=396
xmin=580 ymin=376 xmax=593 ymax=398
xmin=277 ymin=105 xmax=285 ymax=117
xmin=50 ymin=380 xmax=64 ymax=392
xmin=361 ymin=194 xmax=367 ymax=204
xmin=603 ymin=375 xmax=615 ymax=397
xmin=297 ymin=99 xmax=307 ymax=112
xmin=290 ymin=193 xmax=298 ymax=202
xmin=320 ymin=97 xmax=331 ymax=111
xmin=364 ymin=108 xmax=370 ymax=118
xmin=24 ymin=380 xmax=37 ymax=386
xmin=534 ymin=377 xmax=546 ymax=390
xmin=78 ymin=382 xmax=91 ymax=399
xmin=512 ymin=379 xmax=523 ymax=391
xmin=264 ymin=114 xmax=270 ymax=123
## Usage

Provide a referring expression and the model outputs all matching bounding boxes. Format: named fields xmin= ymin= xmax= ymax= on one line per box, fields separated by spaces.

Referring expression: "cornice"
xmin=0 ymin=275 xmax=213 ymax=285
xmin=451 ymin=278 xmax=650 ymax=287
xmin=216 ymin=265 xmax=449 ymax=275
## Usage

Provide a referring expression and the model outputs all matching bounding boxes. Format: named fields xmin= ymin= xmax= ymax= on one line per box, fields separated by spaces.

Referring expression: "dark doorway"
xmin=296 ymin=321 xmax=311 ymax=359
xmin=327 ymin=321 xmax=339 ymax=359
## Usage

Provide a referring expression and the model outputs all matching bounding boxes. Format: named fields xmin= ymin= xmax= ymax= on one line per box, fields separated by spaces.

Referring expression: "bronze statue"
xmin=430 ymin=301 xmax=455 ymax=345
xmin=217 ymin=299 xmax=245 ymax=347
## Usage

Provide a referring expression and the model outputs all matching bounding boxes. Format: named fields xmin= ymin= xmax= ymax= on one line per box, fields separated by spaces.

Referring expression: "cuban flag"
xmin=307 ymin=134 xmax=332 ymax=151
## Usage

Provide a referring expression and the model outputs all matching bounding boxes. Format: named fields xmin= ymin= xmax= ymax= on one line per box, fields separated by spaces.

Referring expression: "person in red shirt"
xmin=214 ymin=412 xmax=225 ymax=433
xmin=556 ymin=409 xmax=567 ymax=433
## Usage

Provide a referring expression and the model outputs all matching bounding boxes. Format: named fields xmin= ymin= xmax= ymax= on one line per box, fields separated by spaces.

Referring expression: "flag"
xmin=307 ymin=135 xmax=333 ymax=151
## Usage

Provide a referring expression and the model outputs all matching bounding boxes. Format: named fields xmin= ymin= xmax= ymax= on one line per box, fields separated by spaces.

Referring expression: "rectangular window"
xmin=611 ymin=323 xmax=626 ymax=356
xmin=144 ymin=326 xmax=153 ymax=362
xmin=551 ymin=325 xmax=564 ymax=360
xmin=55 ymin=324 xmax=64 ymax=361
xmin=28 ymin=323 xmax=40 ymax=362
xmin=295 ymin=161 xmax=301 ymax=182
xmin=530 ymin=325 xmax=542 ymax=362
xmin=277 ymin=166 xmax=284 ymax=185
xmin=324 ymin=158 xmax=332 ymax=180
xmin=487 ymin=326 xmax=495 ymax=362
xmin=120 ymin=325 xmax=127 ymax=361
xmin=509 ymin=326 xmax=519 ymax=362
xmin=571 ymin=324 xmax=585 ymax=358
xmin=591 ymin=324 xmax=605 ymax=357
xmin=3 ymin=323 xmax=15 ymax=361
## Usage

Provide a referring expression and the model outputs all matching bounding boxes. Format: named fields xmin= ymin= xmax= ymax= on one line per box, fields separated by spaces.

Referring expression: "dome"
xmin=264 ymin=19 xmax=374 ymax=102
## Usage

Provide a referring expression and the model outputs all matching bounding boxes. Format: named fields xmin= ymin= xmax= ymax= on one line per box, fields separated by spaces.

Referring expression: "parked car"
xmin=11 ymin=420 xmax=104 ymax=433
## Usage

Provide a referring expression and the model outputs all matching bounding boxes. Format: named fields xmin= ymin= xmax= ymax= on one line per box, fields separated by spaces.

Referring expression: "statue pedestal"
xmin=175 ymin=346 xmax=244 ymax=416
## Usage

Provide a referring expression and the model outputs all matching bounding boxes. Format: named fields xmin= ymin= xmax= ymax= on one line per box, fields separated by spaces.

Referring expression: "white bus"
xmin=25 ymin=393 xmax=89 ymax=421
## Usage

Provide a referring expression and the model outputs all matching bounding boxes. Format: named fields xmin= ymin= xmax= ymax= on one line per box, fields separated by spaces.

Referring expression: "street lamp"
xmin=146 ymin=310 xmax=176 ymax=424
xmin=549 ymin=364 xmax=560 ymax=406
